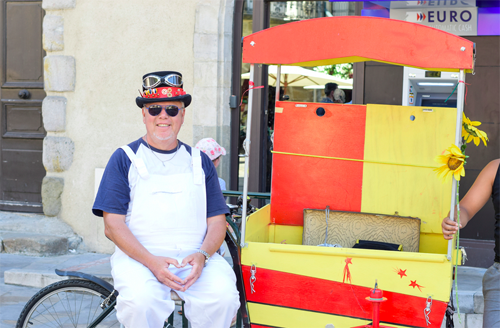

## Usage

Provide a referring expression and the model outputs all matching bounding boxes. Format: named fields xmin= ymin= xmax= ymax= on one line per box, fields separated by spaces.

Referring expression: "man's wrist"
xmin=197 ymin=249 xmax=210 ymax=265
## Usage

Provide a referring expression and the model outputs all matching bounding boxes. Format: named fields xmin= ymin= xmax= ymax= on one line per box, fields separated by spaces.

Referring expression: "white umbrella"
xmin=241 ymin=65 xmax=352 ymax=93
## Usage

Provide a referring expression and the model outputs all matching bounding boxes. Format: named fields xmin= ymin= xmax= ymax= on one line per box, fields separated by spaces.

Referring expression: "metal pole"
xmin=275 ymin=65 xmax=281 ymax=103
xmin=240 ymin=64 xmax=255 ymax=248
xmin=447 ymin=69 xmax=465 ymax=261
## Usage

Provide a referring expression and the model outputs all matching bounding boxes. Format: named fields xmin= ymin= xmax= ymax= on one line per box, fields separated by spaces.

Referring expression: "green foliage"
xmin=314 ymin=63 xmax=353 ymax=80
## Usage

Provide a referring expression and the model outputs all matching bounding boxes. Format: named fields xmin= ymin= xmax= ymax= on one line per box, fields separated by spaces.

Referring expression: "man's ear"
xmin=142 ymin=107 xmax=147 ymax=123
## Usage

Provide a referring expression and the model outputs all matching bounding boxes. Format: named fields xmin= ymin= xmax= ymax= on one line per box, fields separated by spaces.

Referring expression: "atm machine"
xmin=402 ymin=67 xmax=459 ymax=107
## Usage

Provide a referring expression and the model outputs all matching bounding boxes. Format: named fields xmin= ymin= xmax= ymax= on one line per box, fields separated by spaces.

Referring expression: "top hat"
xmin=136 ymin=70 xmax=192 ymax=108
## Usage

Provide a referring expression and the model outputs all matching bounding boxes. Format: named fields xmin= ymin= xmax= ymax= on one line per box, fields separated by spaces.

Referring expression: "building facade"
xmin=1 ymin=0 xmax=498 ymax=261
xmin=0 ymin=0 xmax=234 ymax=253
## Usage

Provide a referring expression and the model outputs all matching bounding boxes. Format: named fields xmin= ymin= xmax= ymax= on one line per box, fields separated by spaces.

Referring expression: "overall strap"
xmin=192 ymin=148 xmax=203 ymax=185
xmin=120 ymin=146 xmax=150 ymax=180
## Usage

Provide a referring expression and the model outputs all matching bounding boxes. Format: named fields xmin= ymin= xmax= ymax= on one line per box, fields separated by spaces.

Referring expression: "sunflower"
xmin=434 ymin=144 xmax=466 ymax=182
xmin=462 ymin=113 xmax=489 ymax=146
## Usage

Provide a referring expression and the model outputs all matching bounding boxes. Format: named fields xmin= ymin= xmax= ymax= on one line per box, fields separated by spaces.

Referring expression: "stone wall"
xmin=41 ymin=0 xmax=234 ymax=253
xmin=192 ymin=0 xmax=234 ymax=183
xmin=41 ymin=0 xmax=76 ymax=221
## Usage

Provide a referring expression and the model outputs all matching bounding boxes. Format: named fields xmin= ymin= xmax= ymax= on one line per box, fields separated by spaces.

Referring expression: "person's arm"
xmin=103 ymin=211 xmax=184 ymax=290
xmin=180 ymin=214 xmax=227 ymax=290
xmin=442 ymin=159 xmax=499 ymax=240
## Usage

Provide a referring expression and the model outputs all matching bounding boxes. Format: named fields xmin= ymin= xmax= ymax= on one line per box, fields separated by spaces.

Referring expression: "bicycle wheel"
xmin=16 ymin=279 xmax=120 ymax=328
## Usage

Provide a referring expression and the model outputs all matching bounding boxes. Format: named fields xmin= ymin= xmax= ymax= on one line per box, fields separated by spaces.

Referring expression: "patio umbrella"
xmin=241 ymin=65 xmax=352 ymax=94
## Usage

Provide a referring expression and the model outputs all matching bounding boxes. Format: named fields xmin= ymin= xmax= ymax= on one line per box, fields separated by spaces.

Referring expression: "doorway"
xmin=0 ymin=0 xmax=46 ymax=213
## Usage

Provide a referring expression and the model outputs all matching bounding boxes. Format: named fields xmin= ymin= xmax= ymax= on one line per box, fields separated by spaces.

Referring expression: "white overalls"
xmin=111 ymin=145 xmax=239 ymax=328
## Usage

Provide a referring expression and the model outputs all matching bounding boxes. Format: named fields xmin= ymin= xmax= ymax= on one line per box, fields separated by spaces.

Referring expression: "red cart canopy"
xmin=243 ymin=16 xmax=475 ymax=73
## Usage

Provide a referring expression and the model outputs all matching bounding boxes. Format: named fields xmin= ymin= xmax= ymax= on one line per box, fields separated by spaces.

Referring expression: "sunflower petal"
xmin=435 ymin=155 xmax=450 ymax=164
xmin=450 ymin=145 xmax=464 ymax=157
xmin=436 ymin=166 xmax=448 ymax=176
xmin=443 ymin=170 xmax=453 ymax=183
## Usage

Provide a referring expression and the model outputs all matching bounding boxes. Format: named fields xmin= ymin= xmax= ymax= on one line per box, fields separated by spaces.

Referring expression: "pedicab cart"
xmin=233 ymin=16 xmax=474 ymax=328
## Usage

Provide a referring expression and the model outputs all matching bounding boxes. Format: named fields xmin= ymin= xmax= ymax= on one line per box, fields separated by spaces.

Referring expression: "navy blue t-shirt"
xmin=92 ymin=138 xmax=228 ymax=219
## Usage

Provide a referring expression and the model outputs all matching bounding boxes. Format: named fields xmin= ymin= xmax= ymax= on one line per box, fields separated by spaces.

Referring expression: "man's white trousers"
xmin=111 ymin=249 xmax=240 ymax=328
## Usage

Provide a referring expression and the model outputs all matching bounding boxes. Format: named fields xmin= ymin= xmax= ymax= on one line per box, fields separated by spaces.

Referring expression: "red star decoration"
xmin=409 ymin=280 xmax=424 ymax=292
xmin=397 ymin=269 xmax=407 ymax=278
xmin=345 ymin=258 xmax=352 ymax=265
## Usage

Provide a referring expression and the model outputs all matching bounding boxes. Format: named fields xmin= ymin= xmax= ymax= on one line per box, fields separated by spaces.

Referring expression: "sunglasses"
xmin=143 ymin=74 xmax=183 ymax=89
xmin=145 ymin=104 xmax=183 ymax=117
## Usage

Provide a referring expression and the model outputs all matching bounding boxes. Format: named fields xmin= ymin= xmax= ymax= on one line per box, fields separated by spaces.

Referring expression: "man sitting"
xmin=92 ymin=71 xmax=240 ymax=327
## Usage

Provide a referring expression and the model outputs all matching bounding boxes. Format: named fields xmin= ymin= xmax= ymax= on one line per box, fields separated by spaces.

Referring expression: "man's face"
xmin=142 ymin=100 xmax=185 ymax=147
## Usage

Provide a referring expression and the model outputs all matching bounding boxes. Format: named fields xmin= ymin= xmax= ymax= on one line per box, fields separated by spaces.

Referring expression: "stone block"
xmin=42 ymin=96 xmax=66 ymax=132
xmin=44 ymin=56 xmax=76 ymax=92
xmin=192 ymin=125 xmax=204 ymax=147
xmin=193 ymin=61 xmax=218 ymax=88
xmin=195 ymin=4 xmax=219 ymax=34
xmin=2 ymin=233 xmax=68 ymax=256
xmin=220 ymin=47 xmax=232 ymax=86
xmin=67 ymin=234 xmax=82 ymax=250
xmin=218 ymin=85 xmax=232 ymax=126
xmin=42 ymin=0 xmax=76 ymax=10
xmin=192 ymin=125 xmax=217 ymax=147
xmin=457 ymin=291 xmax=475 ymax=313
xmin=43 ymin=136 xmax=75 ymax=172
xmin=222 ymin=0 xmax=235 ymax=34
xmin=193 ymin=33 xmax=218 ymax=62
xmin=43 ymin=15 xmax=64 ymax=51
xmin=465 ymin=313 xmax=483 ymax=328
xmin=4 ymin=269 xmax=113 ymax=289
xmin=219 ymin=33 xmax=233 ymax=63
xmin=192 ymin=86 xmax=217 ymax=126
xmin=473 ymin=291 xmax=484 ymax=314
xmin=41 ymin=176 xmax=64 ymax=216
xmin=4 ymin=269 xmax=67 ymax=288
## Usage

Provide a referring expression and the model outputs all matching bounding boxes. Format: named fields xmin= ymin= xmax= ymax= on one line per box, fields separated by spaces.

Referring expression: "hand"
xmin=147 ymin=256 xmax=184 ymax=291
xmin=441 ymin=216 xmax=462 ymax=240
xmin=179 ymin=252 xmax=206 ymax=291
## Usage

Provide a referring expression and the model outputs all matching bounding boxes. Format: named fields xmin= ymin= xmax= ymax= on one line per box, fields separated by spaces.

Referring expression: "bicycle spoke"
xmin=73 ymin=290 xmax=77 ymax=328
xmin=74 ymin=291 xmax=83 ymax=326
xmin=57 ymin=291 xmax=75 ymax=327
xmin=31 ymin=299 xmax=60 ymax=328
xmin=90 ymin=298 xmax=102 ymax=324
xmin=29 ymin=315 xmax=60 ymax=328
xmin=86 ymin=293 xmax=95 ymax=326
xmin=40 ymin=297 xmax=64 ymax=327
xmin=19 ymin=281 xmax=120 ymax=328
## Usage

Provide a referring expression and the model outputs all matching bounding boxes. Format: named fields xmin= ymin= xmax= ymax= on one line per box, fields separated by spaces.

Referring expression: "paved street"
xmin=0 ymin=253 xmax=188 ymax=328
xmin=0 ymin=254 xmax=43 ymax=328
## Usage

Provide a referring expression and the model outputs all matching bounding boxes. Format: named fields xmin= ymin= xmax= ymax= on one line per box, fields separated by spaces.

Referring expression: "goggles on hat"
xmin=143 ymin=74 xmax=183 ymax=89
xmin=145 ymin=104 xmax=183 ymax=117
